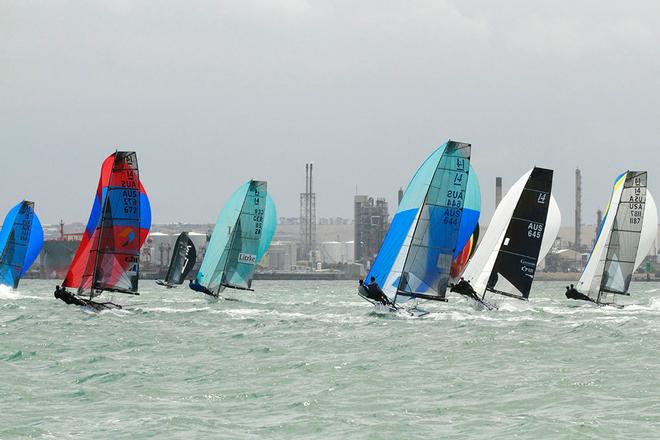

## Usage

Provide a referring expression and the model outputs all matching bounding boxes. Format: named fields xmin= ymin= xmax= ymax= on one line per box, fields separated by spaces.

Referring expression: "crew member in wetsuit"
xmin=367 ymin=276 xmax=391 ymax=306
xmin=450 ymin=277 xmax=481 ymax=302
xmin=189 ymin=279 xmax=214 ymax=296
xmin=565 ymin=284 xmax=595 ymax=302
xmin=54 ymin=285 xmax=87 ymax=306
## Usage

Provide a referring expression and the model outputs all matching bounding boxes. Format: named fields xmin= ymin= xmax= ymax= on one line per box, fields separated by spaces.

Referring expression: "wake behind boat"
xmin=358 ymin=140 xmax=481 ymax=316
xmin=566 ymin=171 xmax=657 ymax=307
xmin=54 ymin=151 xmax=151 ymax=311
xmin=459 ymin=167 xmax=560 ymax=307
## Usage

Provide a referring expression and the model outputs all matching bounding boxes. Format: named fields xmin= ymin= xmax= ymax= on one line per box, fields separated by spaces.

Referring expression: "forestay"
xmin=0 ymin=201 xmax=43 ymax=289
xmin=197 ymin=180 xmax=276 ymax=295
xmin=366 ymin=140 xmax=480 ymax=305
xmin=462 ymin=167 xmax=560 ymax=300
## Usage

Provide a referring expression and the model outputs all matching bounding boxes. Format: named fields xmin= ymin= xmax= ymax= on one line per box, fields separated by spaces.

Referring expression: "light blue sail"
xmin=0 ymin=201 xmax=44 ymax=288
xmin=197 ymin=180 xmax=277 ymax=294
xmin=366 ymin=141 xmax=480 ymax=302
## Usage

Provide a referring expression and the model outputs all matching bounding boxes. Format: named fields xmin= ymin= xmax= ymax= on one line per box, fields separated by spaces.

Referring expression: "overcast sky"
xmin=2 ymin=0 xmax=659 ymax=226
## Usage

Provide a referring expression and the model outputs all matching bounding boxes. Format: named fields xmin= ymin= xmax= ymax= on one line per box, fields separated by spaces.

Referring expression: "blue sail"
xmin=197 ymin=180 xmax=277 ymax=294
xmin=0 ymin=201 xmax=44 ymax=288
xmin=366 ymin=141 xmax=480 ymax=303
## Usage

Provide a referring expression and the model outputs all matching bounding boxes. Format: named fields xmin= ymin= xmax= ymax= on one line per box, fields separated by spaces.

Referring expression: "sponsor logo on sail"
xmin=520 ymin=259 xmax=536 ymax=278
xmin=238 ymin=253 xmax=257 ymax=265
xmin=119 ymin=227 xmax=136 ymax=247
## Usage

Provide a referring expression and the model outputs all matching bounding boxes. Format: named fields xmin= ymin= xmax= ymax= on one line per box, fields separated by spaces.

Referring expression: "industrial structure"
xmin=299 ymin=163 xmax=317 ymax=262
xmin=354 ymin=195 xmax=389 ymax=266
xmin=595 ymin=209 xmax=603 ymax=245
xmin=575 ymin=168 xmax=582 ymax=251
xmin=495 ymin=177 xmax=503 ymax=208
xmin=39 ymin=220 xmax=81 ymax=279
xmin=397 ymin=187 xmax=404 ymax=206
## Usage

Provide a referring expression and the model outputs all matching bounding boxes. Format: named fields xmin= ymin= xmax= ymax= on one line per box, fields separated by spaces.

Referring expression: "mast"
xmin=89 ymin=156 xmax=115 ymax=299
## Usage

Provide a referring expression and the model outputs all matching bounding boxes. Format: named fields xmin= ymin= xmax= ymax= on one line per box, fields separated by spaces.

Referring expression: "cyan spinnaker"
xmin=0 ymin=201 xmax=43 ymax=288
xmin=196 ymin=180 xmax=276 ymax=295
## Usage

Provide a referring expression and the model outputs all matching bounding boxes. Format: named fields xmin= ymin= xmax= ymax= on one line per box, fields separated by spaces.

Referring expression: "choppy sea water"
xmin=1 ymin=280 xmax=659 ymax=439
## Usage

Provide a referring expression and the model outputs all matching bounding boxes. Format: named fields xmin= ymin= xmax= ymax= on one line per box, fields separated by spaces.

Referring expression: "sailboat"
xmin=55 ymin=151 xmax=151 ymax=310
xmin=193 ymin=180 xmax=276 ymax=298
xmin=570 ymin=171 xmax=657 ymax=306
xmin=156 ymin=232 xmax=197 ymax=288
xmin=0 ymin=201 xmax=44 ymax=289
xmin=460 ymin=167 xmax=560 ymax=305
xmin=358 ymin=140 xmax=481 ymax=316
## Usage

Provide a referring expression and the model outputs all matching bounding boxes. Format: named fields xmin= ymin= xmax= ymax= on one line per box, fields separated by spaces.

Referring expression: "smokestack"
xmin=495 ymin=177 xmax=502 ymax=208
xmin=398 ymin=187 xmax=403 ymax=206
xmin=575 ymin=168 xmax=582 ymax=251
xmin=309 ymin=163 xmax=313 ymax=260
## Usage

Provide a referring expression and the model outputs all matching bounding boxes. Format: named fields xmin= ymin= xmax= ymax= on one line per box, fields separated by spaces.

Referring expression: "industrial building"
xmin=354 ymin=195 xmax=389 ymax=266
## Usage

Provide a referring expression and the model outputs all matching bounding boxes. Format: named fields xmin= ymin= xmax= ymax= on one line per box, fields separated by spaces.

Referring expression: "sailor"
xmin=189 ymin=279 xmax=214 ymax=296
xmin=450 ymin=277 xmax=481 ymax=302
xmin=367 ymin=276 xmax=390 ymax=305
xmin=54 ymin=285 xmax=87 ymax=306
xmin=565 ymin=284 xmax=595 ymax=302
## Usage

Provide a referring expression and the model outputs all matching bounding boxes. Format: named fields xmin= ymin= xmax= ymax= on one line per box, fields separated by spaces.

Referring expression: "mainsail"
xmin=0 ymin=201 xmax=44 ymax=289
xmin=576 ymin=171 xmax=657 ymax=303
xmin=196 ymin=180 xmax=276 ymax=295
xmin=366 ymin=140 xmax=480 ymax=305
xmin=163 ymin=232 xmax=197 ymax=285
xmin=62 ymin=151 xmax=151 ymax=297
xmin=462 ymin=167 xmax=560 ymax=300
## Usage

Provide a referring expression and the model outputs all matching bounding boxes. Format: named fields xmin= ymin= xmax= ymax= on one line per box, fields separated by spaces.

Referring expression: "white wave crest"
xmin=0 ymin=284 xmax=20 ymax=299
